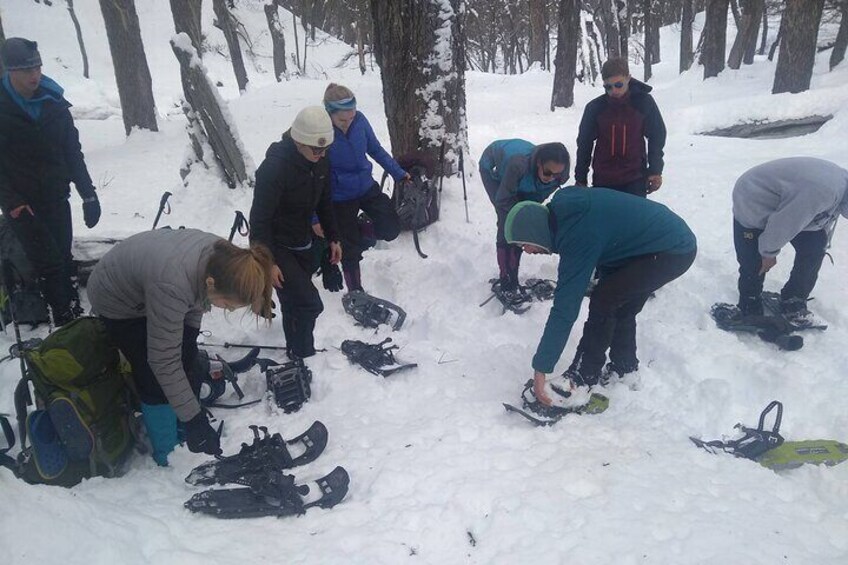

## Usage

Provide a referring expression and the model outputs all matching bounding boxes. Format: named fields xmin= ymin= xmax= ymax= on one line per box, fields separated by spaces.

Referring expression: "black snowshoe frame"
xmin=340 ymin=338 xmax=417 ymax=377
xmin=263 ymin=359 xmax=313 ymax=413
xmin=481 ymin=278 xmax=557 ymax=315
xmin=342 ymin=290 xmax=407 ymax=331
xmin=690 ymin=401 xmax=785 ymax=461
xmin=503 ymin=379 xmax=609 ymax=426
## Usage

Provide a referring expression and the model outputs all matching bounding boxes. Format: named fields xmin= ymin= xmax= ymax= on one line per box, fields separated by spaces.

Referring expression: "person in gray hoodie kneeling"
xmin=732 ymin=157 xmax=848 ymax=320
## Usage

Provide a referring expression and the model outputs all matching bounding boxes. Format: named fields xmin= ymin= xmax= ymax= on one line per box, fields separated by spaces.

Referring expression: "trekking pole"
xmin=152 ymin=191 xmax=173 ymax=230
xmin=228 ymin=211 xmax=249 ymax=243
xmin=1 ymin=259 xmax=32 ymax=441
xmin=437 ymin=139 xmax=446 ymax=194
xmin=459 ymin=147 xmax=469 ymax=223
xmin=198 ymin=342 xmax=288 ymax=351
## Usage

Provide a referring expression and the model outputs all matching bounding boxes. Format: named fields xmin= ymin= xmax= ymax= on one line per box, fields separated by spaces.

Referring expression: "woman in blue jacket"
xmin=322 ymin=84 xmax=409 ymax=292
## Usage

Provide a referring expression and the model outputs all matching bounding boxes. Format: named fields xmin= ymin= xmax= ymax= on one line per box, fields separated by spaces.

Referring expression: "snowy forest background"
xmin=0 ymin=0 xmax=847 ymax=564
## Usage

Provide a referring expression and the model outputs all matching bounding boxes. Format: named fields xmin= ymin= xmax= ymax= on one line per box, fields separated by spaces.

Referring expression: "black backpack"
xmin=389 ymin=151 xmax=442 ymax=232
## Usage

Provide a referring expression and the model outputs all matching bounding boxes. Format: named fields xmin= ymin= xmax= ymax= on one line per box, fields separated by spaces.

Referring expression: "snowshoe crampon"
xmin=342 ymin=290 xmax=406 ymax=330
xmin=185 ymin=466 xmax=350 ymax=519
xmin=185 ymin=421 xmax=329 ymax=487
xmin=340 ymin=338 xmax=417 ymax=377
xmin=481 ymin=279 xmax=532 ymax=314
xmin=710 ymin=302 xmax=804 ymax=351
xmin=503 ymin=379 xmax=609 ymax=426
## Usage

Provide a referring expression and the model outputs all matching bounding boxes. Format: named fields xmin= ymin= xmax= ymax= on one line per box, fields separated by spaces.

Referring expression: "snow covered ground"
xmin=1 ymin=2 xmax=847 ymax=564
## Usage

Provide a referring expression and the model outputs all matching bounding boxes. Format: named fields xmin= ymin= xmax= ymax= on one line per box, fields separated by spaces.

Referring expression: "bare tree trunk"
xmin=702 ymin=0 xmax=729 ymax=78
xmin=213 ymin=0 xmax=248 ymax=92
xmin=66 ymin=0 xmax=90 ymax=78
xmin=169 ymin=0 xmax=203 ymax=54
xmin=551 ymin=0 xmax=580 ymax=109
xmin=680 ymin=0 xmax=694 ymax=71
xmin=599 ymin=0 xmax=623 ymax=57
xmin=648 ymin=1 xmax=661 ymax=63
xmin=728 ymin=0 xmax=763 ymax=69
xmin=171 ymin=34 xmax=250 ymax=187
xmin=768 ymin=13 xmax=783 ymax=60
xmin=529 ymin=0 xmax=547 ymax=67
xmin=742 ymin=0 xmax=762 ymax=63
xmin=772 ymin=0 xmax=824 ymax=94
xmin=98 ymin=0 xmax=158 ymax=136
xmin=292 ymin=12 xmax=301 ymax=70
xmin=617 ymin=0 xmax=630 ymax=60
xmin=758 ymin=5 xmax=768 ymax=55
xmin=370 ymin=0 xmax=467 ymax=172
xmin=831 ymin=0 xmax=848 ymax=70
xmin=356 ymin=18 xmax=366 ymax=75
xmin=645 ymin=0 xmax=654 ymax=81
xmin=264 ymin=0 xmax=287 ymax=81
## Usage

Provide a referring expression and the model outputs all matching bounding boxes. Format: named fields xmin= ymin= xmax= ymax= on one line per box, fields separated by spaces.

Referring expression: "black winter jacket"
xmin=0 ymin=81 xmax=95 ymax=212
xmin=575 ymin=79 xmax=666 ymax=187
xmin=250 ymin=131 xmax=339 ymax=252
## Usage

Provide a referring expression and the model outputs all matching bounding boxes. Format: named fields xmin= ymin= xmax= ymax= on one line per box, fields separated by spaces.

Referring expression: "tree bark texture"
xmin=645 ymin=0 xmax=654 ymax=80
xmin=171 ymin=35 xmax=250 ymax=187
xmin=598 ymin=0 xmax=623 ymax=58
xmin=831 ymin=0 xmax=848 ymax=70
xmin=98 ymin=0 xmax=158 ymax=136
xmin=742 ymin=0 xmax=762 ymax=63
xmin=758 ymin=5 xmax=768 ymax=55
xmin=680 ymin=0 xmax=694 ymax=72
xmin=702 ymin=0 xmax=729 ymax=78
xmin=213 ymin=0 xmax=249 ymax=92
xmin=66 ymin=0 xmax=90 ymax=78
xmin=170 ymin=0 xmax=203 ymax=54
xmin=617 ymin=0 xmax=630 ymax=60
xmin=772 ymin=0 xmax=824 ymax=94
xmin=264 ymin=0 xmax=287 ymax=80
xmin=370 ymin=0 xmax=467 ymax=173
xmin=529 ymin=0 xmax=547 ymax=67
xmin=551 ymin=0 xmax=580 ymax=109
xmin=727 ymin=0 xmax=763 ymax=69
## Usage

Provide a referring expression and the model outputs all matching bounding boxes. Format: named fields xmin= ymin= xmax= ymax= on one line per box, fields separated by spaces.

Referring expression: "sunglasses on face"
xmin=540 ymin=169 xmax=563 ymax=180
xmin=307 ymin=145 xmax=328 ymax=156
xmin=603 ymin=81 xmax=626 ymax=91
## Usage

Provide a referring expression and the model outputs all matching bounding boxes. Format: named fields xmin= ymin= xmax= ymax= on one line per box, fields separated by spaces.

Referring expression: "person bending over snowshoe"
xmin=504 ymin=189 xmax=696 ymax=405
xmin=250 ymin=106 xmax=342 ymax=360
xmin=732 ymin=157 xmax=848 ymax=323
xmin=479 ymin=139 xmax=569 ymax=297
xmin=87 ymin=229 xmax=276 ymax=466
xmin=316 ymin=84 xmax=407 ymax=293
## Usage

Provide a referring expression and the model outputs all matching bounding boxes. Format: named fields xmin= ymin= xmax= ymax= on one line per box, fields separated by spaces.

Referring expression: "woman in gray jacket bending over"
xmin=87 ymin=228 xmax=275 ymax=466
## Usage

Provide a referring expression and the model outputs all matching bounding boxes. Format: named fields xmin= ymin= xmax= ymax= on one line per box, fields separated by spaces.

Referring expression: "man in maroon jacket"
xmin=575 ymin=58 xmax=667 ymax=197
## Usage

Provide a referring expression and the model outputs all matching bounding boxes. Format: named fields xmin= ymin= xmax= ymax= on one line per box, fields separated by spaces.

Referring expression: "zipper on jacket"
xmin=611 ymin=124 xmax=616 ymax=157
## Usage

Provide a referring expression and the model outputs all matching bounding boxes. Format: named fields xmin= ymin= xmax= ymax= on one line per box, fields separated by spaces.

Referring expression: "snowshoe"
xmin=481 ymin=278 xmax=532 ymax=314
xmin=340 ymin=338 xmax=417 ymax=377
xmin=503 ymin=378 xmax=609 ymax=426
xmin=195 ymin=347 xmax=261 ymax=407
xmin=524 ymin=278 xmax=557 ymax=301
xmin=761 ymin=291 xmax=827 ymax=331
xmin=710 ymin=302 xmax=804 ymax=351
xmin=186 ymin=421 xmax=329 ymax=487
xmin=262 ymin=359 xmax=312 ymax=413
xmin=185 ymin=466 xmax=350 ymax=519
xmin=342 ymin=290 xmax=407 ymax=330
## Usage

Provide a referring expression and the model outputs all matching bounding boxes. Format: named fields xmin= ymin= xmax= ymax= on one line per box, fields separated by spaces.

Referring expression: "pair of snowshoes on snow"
xmin=184 ymin=422 xmax=349 ymax=519
xmin=340 ymin=337 xmax=417 ymax=377
xmin=481 ymin=278 xmax=556 ymax=315
xmin=503 ymin=378 xmax=609 ymax=426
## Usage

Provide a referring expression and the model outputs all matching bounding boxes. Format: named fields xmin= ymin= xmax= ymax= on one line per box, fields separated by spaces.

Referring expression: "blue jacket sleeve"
xmin=532 ymin=240 xmax=600 ymax=373
xmin=363 ymin=116 xmax=406 ymax=181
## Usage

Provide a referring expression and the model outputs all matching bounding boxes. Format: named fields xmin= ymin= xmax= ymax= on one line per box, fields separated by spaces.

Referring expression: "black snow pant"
xmin=594 ymin=177 xmax=648 ymax=198
xmin=334 ymin=183 xmax=400 ymax=291
xmin=481 ymin=165 xmax=524 ymax=287
xmin=275 ymin=246 xmax=324 ymax=358
xmin=6 ymin=196 xmax=77 ymax=323
xmin=570 ymin=249 xmax=697 ymax=382
xmin=100 ymin=317 xmax=201 ymax=406
xmin=733 ymin=219 xmax=827 ymax=314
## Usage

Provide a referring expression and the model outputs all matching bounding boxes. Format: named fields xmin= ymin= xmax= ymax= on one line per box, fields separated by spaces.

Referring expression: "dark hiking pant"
xmin=275 ymin=247 xmax=323 ymax=358
xmin=481 ymin=166 xmax=524 ymax=286
xmin=570 ymin=249 xmax=697 ymax=380
xmin=100 ymin=317 xmax=200 ymax=406
xmin=6 ymin=197 xmax=76 ymax=322
xmin=733 ymin=220 xmax=826 ymax=313
xmin=334 ymin=183 xmax=399 ymax=291
xmin=594 ymin=178 xmax=648 ymax=198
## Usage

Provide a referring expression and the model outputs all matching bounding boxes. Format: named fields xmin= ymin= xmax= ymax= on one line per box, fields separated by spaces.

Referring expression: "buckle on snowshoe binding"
xmin=342 ymin=290 xmax=406 ymax=330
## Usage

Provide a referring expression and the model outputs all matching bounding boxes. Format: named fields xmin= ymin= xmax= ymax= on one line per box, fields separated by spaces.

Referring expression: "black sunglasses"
xmin=540 ymin=168 xmax=563 ymax=180
xmin=603 ymin=81 xmax=626 ymax=91
xmin=307 ymin=145 xmax=328 ymax=156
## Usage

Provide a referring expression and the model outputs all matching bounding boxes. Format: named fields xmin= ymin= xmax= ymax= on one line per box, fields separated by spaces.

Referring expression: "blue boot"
xmin=140 ymin=403 xmax=178 ymax=466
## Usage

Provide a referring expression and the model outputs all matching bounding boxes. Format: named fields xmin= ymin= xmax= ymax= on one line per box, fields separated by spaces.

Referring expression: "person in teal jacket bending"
xmin=504 ymin=188 xmax=696 ymax=405
xmin=479 ymin=139 xmax=569 ymax=294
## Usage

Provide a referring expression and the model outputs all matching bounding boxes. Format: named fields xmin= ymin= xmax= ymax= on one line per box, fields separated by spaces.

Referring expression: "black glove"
xmin=321 ymin=253 xmax=344 ymax=292
xmin=184 ymin=411 xmax=222 ymax=455
xmin=82 ymin=195 xmax=101 ymax=228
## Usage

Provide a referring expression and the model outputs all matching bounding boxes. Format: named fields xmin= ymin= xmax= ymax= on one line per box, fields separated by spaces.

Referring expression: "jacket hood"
xmin=505 ymin=201 xmax=553 ymax=252
xmin=627 ymin=78 xmax=652 ymax=94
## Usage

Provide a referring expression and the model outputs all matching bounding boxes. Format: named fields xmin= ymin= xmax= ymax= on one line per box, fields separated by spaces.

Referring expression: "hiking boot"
xmin=738 ymin=296 xmax=763 ymax=316
xmin=603 ymin=361 xmax=638 ymax=382
xmin=562 ymin=367 xmax=601 ymax=388
xmin=780 ymin=297 xmax=812 ymax=325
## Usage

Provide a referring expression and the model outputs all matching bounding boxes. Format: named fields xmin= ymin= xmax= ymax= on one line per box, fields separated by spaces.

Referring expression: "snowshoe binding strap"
xmin=482 ymin=278 xmax=532 ymax=314
xmin=524 ymin=278 xmax=556 ymax=301
xmin=265 ymin=360 xmax=312 ymax=413
xmin=342 ymin=291 xmax=407 ymax=330
xmin=690 ymin=400 xmax=785 ymax=460
xmin=185 ymin=421 xmax=329 ymax=487
xmin=196 ymin=348 xmax=260 ymax=407
xmin=340 ymin=338 xmax=418 ymax=377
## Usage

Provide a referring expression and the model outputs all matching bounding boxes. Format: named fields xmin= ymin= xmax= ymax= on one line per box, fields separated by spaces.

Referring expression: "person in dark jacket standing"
xmin=732 ymin=157 xmax=848 ymax=320
xmin=479 ymin=139 xmax=569 ymax=293
xmin=321 ymin=84 xmax=407 ymax=292
xmin=0 ymin=38 xmax=101 ymax=326
xmin=250 ymin=106 xmax=342 ymax=360
xmin=504 ymin=189 xmax=696 ymax=405
xmin=575 ymin=58 xmax=667 ymax=197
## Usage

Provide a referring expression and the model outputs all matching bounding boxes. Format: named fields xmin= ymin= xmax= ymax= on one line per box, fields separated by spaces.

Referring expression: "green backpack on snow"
xmin=1 ymin=317 xmax=137 ymax=487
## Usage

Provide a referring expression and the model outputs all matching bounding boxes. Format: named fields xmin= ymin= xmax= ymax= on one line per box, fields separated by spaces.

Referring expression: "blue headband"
xmin=325 ymin=96 xmax=356 ymax=113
